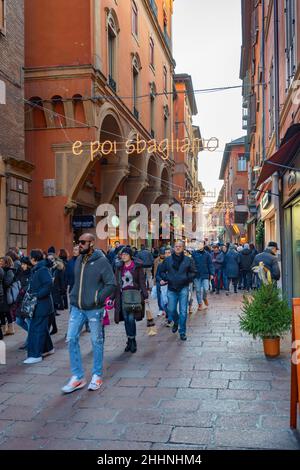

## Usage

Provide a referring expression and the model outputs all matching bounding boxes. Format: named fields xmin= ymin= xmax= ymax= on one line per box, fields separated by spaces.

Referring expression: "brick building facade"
xmin=0 ymin=0 xmax=33 ymax=254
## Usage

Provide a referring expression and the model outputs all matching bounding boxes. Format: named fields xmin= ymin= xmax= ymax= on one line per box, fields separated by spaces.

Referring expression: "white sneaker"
xmin=42 ymin=349 xmax=55 ymax=357
xmin=61 ymin=376 xmax=87 ymax=394
xmin=88 ymin=374 xmax=103 ymax=391
xmin=157 ymin=311 xmax=163 ymax=317
xmin=23 ymin=357 xmax=43 ymax=364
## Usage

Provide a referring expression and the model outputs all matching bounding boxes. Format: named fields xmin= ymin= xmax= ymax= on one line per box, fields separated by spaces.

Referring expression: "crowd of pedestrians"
xmin=0 ymin=237 xmax=280 ymax=394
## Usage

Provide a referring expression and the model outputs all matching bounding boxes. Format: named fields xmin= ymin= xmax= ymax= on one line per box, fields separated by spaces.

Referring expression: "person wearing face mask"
xmin=192 ymin=241 xmax=214 ymax=311
xmin=62 ymin=233 xmax=116 ymax=394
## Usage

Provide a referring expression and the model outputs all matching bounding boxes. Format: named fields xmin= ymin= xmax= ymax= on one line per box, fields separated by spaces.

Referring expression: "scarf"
xmin=172 ymin=252 xmax=184 ymax=271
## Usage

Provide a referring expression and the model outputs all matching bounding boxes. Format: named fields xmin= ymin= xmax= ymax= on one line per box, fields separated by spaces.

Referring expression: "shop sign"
xmin=283 ymin=169 xmax=300 ymax=204
xmin=72 ymin=215 xmax=95 ymax=229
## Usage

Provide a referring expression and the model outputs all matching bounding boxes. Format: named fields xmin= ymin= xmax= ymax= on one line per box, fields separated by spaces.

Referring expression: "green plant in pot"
xmin=239 ymin=282 xmax=291 ymax=357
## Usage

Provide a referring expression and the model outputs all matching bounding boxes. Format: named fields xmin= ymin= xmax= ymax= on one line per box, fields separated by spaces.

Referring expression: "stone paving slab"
xmin=0 ymin=292 xmax=299 ymax=450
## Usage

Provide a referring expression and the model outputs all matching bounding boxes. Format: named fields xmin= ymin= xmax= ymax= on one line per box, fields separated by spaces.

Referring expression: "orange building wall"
xmin=25 ymin=0 xmax=174 ymax=253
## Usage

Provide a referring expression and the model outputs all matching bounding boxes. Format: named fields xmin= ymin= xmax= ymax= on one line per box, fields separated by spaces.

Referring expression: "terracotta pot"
xmin=263 ymin=337 xmax=280 ymax=357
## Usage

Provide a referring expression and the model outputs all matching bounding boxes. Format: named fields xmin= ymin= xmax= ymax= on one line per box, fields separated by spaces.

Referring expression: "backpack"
xmin=7 ymin=280 xmax=21 ymax=305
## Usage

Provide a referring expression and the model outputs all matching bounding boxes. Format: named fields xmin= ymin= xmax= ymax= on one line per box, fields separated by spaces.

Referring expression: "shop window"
xmin=292 ymin=201 xmax=300 ymax=297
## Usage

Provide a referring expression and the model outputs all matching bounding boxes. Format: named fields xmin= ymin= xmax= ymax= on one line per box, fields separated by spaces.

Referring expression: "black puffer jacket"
xmin=159 ymin=253 xmax=197 ymax=292
xmin=240 ymin=248 xmax=254 ymax=271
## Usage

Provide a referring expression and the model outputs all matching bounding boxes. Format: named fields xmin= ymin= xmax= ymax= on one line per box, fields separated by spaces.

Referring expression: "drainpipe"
xmin=273 ymin=0 xmax=283 ymax=288
xmin=261 ymin=0 xmax=266 ymax=162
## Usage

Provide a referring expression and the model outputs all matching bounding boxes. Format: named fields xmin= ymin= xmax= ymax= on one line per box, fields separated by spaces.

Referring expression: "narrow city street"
xmin=0 ymin=293 xmax=299 ymax=451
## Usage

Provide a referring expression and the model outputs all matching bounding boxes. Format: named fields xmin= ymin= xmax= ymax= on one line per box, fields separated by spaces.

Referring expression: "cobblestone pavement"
xmin=0 ymin=291 xmax=299 ymax=450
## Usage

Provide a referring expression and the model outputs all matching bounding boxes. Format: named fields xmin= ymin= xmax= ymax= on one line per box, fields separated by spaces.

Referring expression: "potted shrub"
xmin=239 ymin=282 xmax=291 ymax=357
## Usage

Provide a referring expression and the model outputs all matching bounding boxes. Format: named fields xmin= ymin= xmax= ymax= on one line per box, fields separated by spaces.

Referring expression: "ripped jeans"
xmin=66 ymin=306 xmax=104 ymax=379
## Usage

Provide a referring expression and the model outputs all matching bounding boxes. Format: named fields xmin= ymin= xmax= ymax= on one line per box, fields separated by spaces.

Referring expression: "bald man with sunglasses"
xmin=62 ymin=233 xmax=116 ymax=394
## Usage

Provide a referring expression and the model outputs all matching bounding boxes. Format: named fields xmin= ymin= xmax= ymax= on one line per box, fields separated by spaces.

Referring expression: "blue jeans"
xmin=16 ymin=317 xmax=31 ymax=347
xmin=156 ymin=284 xmax=165 ymax=312
xmin=167 ymin=287 xmax=189 ymax=335
xmin=122 ymin=309 xmax=136 ymax=338
xmin=194 ymin=278 xmax=209 ymax=304
xmin=222 ymin=270 xmax=228 ymax=291
xmin=67 ymin=306 xmax=104 ymax=379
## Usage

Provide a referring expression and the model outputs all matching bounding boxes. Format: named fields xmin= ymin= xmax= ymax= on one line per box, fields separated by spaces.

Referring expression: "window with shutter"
xmin=269 ymin=61 xmax=275 ymax=137
xmin=285 ymin=0 xmax=296 ymax=90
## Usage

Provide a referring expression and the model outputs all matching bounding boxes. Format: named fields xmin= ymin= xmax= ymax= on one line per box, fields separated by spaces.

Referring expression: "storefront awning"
xmin=256 ymin=131 xmax=300 ymax=188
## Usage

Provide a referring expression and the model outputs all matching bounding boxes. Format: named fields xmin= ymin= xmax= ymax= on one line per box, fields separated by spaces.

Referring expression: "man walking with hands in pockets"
xmin=62 ymin=233 xmax=116 ymax=393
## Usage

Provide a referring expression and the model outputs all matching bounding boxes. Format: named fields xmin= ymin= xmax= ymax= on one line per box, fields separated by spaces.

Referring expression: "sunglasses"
xmin=78 ymin=240 xmax=90 ymax=245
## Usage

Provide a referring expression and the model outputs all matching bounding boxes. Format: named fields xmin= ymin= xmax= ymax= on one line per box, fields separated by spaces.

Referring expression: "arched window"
xmin=52 ymin=95 xmax=66 ymax=127
xmin=163 ymin=65 xmax=168 ymax=94
xmin=72 ymin=94 xmax=85 ymax=126
xmin=132 ymin=54 xmax=141 ymax=120
xmin=163 ymin=105 xmax=169 ymax=140
xmin=132 ymin=0 xmax=138 ymax=37
xmin=107 ymin=13 xmax=118 ymax=91
xmin=29 ymin=97 xmax=46 ymax=129
xmin=150 ymin=37 xmax=155 ymax=69
xmin=150 ymin=82 xmax=156 ymax=137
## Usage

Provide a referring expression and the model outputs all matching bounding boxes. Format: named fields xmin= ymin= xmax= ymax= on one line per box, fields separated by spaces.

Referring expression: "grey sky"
xmin=173 ymin=0 xmax=245 ymax=196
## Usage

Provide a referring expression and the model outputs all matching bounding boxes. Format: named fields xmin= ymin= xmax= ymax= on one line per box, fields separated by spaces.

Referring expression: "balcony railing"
xmin=133 ymin=107 xmax=139 ymax=120
xmin=149 ymin=0 xmax=158 ymax=17
xmin=108 ymin=75 xmax=116 ymax=92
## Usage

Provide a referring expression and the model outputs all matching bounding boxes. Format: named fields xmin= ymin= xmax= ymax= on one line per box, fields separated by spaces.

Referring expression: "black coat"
xmin=114 ymin=261 xmax=148 ymax=323
xmin=240 ymin=248 xmax=255 ymax=271
xmin=0 ymin=268 xmax=14 ymax=313
xmin=51 ymin=260 xmax=66 ymax=310
xmin=0 ymin=267 xmax=4 ymax=309
xmin=224 ymin=250 xmax=240 ymax=278
xmin=28 ymin=260 xmax=53 ymax=317
xmin=159 ymin=254 xmax=197 ymax=292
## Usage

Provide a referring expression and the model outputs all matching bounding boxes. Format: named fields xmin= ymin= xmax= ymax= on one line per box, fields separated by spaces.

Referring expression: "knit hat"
xmin=268 ymin=241 xmax=279 ymax=250
xmin=121 ymin=247 xmax=133 ymax=258
xmin=47 ymin=246 xmax=56 ymax=255
xmin=20 ymin=256 xmax=32 ymax=267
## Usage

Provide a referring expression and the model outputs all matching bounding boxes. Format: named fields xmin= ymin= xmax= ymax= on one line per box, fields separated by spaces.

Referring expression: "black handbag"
xmin=21 ymin=290 xmax=37 ymax=319
xmin=122 ymin=289 xmax=143 ymax=321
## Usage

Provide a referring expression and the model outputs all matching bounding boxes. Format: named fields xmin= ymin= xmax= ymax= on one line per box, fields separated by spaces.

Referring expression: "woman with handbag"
xmin=0 ymin=256 xmax=15 ymax=336
xmin=15 ymin=257 xmax=32 ymax=350
xmin=114 ymin=247 xmax=148 ymax=353
xmin=24 ymin=249 xmax=54 ymax=364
